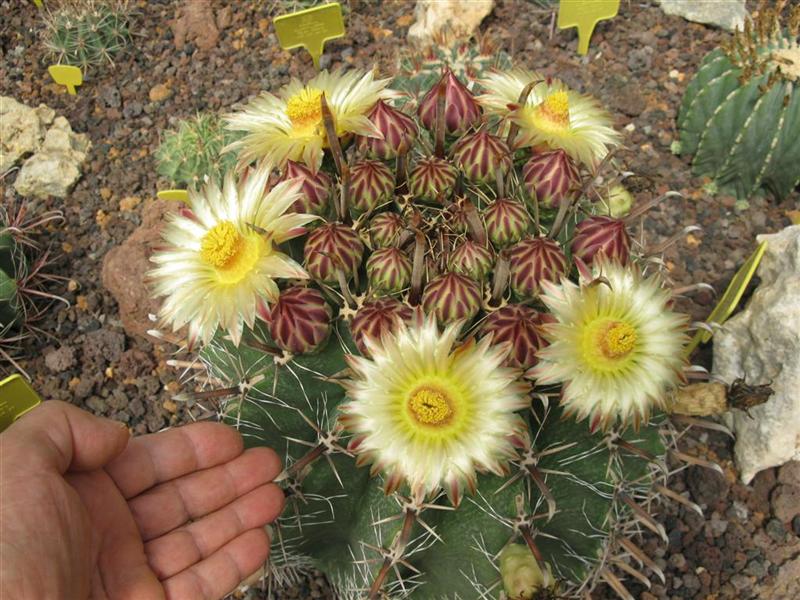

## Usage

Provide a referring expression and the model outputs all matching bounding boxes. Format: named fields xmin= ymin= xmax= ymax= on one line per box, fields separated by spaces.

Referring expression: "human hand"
xmin=0 ymin=400 xmax=284 ymax=599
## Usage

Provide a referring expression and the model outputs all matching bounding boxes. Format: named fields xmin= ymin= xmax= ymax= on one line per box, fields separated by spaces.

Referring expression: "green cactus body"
xmin=0 ymin=232 xmax=21 ymax=331
xmin=42 ymin=0 xmax=132 ymax=71
xmin=677 ymin=8 xmax=800 ymax=201
xmin=156 ymin=114 xmax=240 ymax=188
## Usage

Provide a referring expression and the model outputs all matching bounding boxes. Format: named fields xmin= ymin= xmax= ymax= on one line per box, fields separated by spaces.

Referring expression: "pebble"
xmin=148 ymin=83 xmax=173 ymax=103
xmin=766 ymin=518 xmax=788 ymax=542
xmin=44 ymin=345 xmax=76 ymax=372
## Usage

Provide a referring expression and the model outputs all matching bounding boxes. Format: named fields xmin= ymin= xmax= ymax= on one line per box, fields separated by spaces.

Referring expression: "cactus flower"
xmin=571 ymin=215 xmax=631 ymax=266
xmin=451 ymin=129 xmax=512 ymax=185
xmin=418 ymin=68 xmax=482 ymax=136
xmin=268 ymin=286 xmax=332 ymax=354
xmin=340 ymin=315 xmax=530 ymax=504
xmin=150 ymin=169 xmax=315 ymax=346
xmin=530 ymin=257 xmax=688 ymax=430
xmin=408 ymin=156 xmax=457 ymax=204
xmin=369 ymin=212 xmax=406 ymax=248
xmin=357 ymin=99 xmax=418 ymax=160
xmin=448 ymin=240 xmax=494 ymax=281
xmin=507 ymin=237 xmax=569 ymax=300
xmin=483 ymin=198 xmax=530 ymax=248
xmin=522 ymin=149 xmax=580 ymax=208
xmin=281 ymin=160 xmax=332 ymax=215
xmin=366 ymin=247 xmax=413 ymax=294
xmin=350 ymin=297 xmax=413 ymax=356
xmin=350 ymin=159 xmax=395 ymax=213
xmin=303 ymin=222 xmax=364 ymax=283
xmin=421 ymin=272 xmax=482 ymax=324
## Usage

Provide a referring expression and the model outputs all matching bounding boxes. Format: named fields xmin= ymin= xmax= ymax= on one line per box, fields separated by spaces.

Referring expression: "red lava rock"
xmin=171 ymin=0 xmax=221 ymax=52
xmin=771 ymin=484 xmax=800 ymax=523
xmin=101 ymin=200 xmax=180 ymax=339
xmin=777 ymin=461 xmax=800 ymax=486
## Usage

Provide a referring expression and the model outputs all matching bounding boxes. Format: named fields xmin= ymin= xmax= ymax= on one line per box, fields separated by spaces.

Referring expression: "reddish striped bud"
xmin=421 ymin=272 xmax=482 ymax=324
xmin=484 ymin=199 xmax=530 ymax=248
xmin=357 ymin=100 xmax=418 ymax=160
xmin=269 ymin=286 xmax=332 ymax=354
xmin=350 ymin=297 xmax=413 ymax=356
xmin=350 ymin=159 xmax=395 ymax=213
xmin=408 ymin=156 xmax=457 ymax=204
xmin=303 ymin=222 xmax=364 ymax=283
xmin=452 ymin=129 xmax=512 ymax=185
xmin=571 ymin=215 xmax=630 ymax=266
xmin=366 ymin=247 xmax=412 ymax=294
xmin=481 ymin=304 xmax=552 ymax=369
xmin=281 ymin=160 xmax=332 ymax=215
xmin=522 ymin=149 xmax=580 ymax=208
xmin=418 ymin=68 xmax=482 ymax=136
xmin=448 ymin=240 xmax=494 ymax=281
xmin=369 ymin=212 xmax=406 ymax=248
xmin=507 ymin=237 xmax=569 ymax=300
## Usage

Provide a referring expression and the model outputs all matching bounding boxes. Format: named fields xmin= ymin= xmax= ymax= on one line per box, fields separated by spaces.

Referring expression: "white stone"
xmin=13 ymin=116 xmax=91 ymax=199
xmin=713 ymin=225 xmax=800 ymax=483
xmin=658 ymin=0 xmax=746 ymax=31
xmin=0 ymin=96 xmax=55 ymax=173
xmin=407 ymin=0 xmax=494 ymax=47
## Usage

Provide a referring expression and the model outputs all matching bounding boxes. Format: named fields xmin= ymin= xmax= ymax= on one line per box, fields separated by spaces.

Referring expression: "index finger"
xmin=106 ymin=422 xmax=243 ymax=499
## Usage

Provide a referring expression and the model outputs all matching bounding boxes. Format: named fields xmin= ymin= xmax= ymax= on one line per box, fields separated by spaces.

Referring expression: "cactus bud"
xmin=571 ymin=215 xmax=631 ymax=266
xmin=507 ymin=237 xmax=569 ymax=300
xmin=418 ymin=68 xmax=482 ymax=136
xmin=481 ymin=305 xmax=551 ymax=369
xmin=408 ymin=156 xmax=457 ymax=204
xmin=350 ymin=297 xmax=413 ymax=356
xmin=421 ymin=272 xmax=481 ymax=324
xmin=522 ymin=149 xmax=580 ymax=208
xmin=483 ymin=198 xmax=530 ymax=248
xmin=604 ymin=183 xmax=634 ymax=218
xmin=448 ymin=240 xmax=494 ymax=281
xmin=499 ymin=544 xmax=548 ymax=600
xmin=350 ymin=159 xmax=395 ymax=213
xmin=357 ymin=100 xmax=418 ymax=160
xmin=281 ymin=160 xmax=332 ymax=215
xmin=269 ymin=286 xmax=332 ymax=354
xmin=369 ymin=212 xmax=406 ymax=248
xmin=304 ymin=222 xmax=364 ymax=283
xmin=366 ymin=247 xmax=412 ymax=294
xmin=451 ymin=129 xmax=512 ymax=185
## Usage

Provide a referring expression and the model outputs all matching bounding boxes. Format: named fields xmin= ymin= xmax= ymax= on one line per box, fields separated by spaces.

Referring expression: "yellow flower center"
xmin=286 ymin=87 xmax=323 ymax=132
xmin=532 ymin=90 xmax=570 ymax=134
xmin=408 ymin=386 xmax=454 ymax=426
xmin=599 ymin=321 xmax=637 ymax=359
xmin=200 ymin=221 xmax=265 ymax=284
xmin=582 ymin=318 xmax=638 ymax=372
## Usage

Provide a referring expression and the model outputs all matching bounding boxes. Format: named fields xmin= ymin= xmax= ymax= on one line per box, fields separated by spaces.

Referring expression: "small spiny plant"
xmin=41 ymin=0 xmax=133 ymax=71
xmin=676 ymin=0 xmax=800 ymax=202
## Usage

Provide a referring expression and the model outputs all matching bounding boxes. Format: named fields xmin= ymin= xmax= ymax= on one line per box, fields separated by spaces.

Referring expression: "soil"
xmin=1 ymin=0 xmax=798 ymax=599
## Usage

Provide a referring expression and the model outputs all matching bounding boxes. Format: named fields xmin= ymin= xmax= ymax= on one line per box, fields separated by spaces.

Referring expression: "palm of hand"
xmin=1 ymin=411 xmax=283 ymax=600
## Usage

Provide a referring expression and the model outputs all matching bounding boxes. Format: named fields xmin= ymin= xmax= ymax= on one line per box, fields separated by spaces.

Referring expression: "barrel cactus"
xmin=150 ymin=64 xmax=705 ymax=599
xmin=675 ymin=2 xmax=800 ymax=201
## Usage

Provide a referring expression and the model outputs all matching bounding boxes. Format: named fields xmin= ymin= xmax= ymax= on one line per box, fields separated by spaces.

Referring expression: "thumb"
xmin=3 ymin=400 xmax=130 ymax=473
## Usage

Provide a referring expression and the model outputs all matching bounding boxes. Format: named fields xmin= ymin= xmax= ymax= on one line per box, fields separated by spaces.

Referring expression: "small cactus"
xmin=677 ymin=2 xmax=800 ymax=201
xmin=156 ymin=113 xmax=240 ymax=188
xmin=41 ymin=0 xmax=133 ymax=71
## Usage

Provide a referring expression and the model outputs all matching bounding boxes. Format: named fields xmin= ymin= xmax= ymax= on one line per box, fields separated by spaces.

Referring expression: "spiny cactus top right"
xmin=676 ymin=0 xmax=800 ymax=201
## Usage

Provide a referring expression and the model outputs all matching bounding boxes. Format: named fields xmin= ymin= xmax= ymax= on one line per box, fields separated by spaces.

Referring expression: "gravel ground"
xmin=1 ymin=0 xmax=798 ymax=598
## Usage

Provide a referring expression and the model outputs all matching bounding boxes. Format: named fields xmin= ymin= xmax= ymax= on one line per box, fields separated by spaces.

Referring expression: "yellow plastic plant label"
xmin=273 ymin=2 xmax=345 ymax=69
xmin=157 ymin=190 xmax=190 ymax=203
xmin=557 ymin=0 xmax=620 ymax=55
xmin=684 ymin=240 xmax=768 ymax=357
xmin=0 ymin=374 xmax=42 ymax=433
xmin=48 ymin=64 xmax=83 ymax=95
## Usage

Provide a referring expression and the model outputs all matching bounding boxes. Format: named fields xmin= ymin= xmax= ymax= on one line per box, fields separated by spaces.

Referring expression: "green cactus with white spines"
xmin=152 ymin=64 xmax=700 ymax=600
xmin=676 ymin=2 xmax=800 ymax=201
xmin=156 ymin=113 xmax=240 ymax=188
xmin=41 ymin=0 xmax=132 ymax=71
